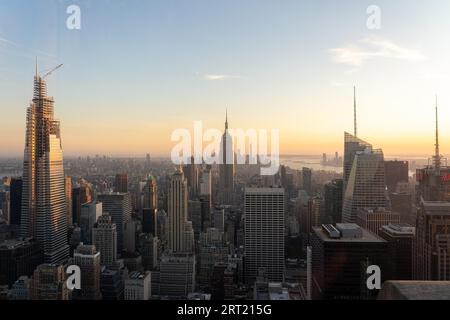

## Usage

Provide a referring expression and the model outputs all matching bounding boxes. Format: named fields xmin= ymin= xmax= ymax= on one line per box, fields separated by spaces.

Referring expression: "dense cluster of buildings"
xmin=0 ymin=72 xmax=449 ymax=300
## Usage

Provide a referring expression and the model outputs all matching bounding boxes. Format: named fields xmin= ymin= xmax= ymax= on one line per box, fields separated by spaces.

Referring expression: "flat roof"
xmin=245 ymin=187 xmax=285 ymax=194
xmin=313 ymin=227 xmax=385 ymax=243
xmin=379 ymin=281 xmax=450 ymax=300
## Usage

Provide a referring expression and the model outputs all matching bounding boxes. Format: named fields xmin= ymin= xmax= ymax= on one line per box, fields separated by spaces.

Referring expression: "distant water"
xmin=280 ymin=156 xmax=343 ymax=173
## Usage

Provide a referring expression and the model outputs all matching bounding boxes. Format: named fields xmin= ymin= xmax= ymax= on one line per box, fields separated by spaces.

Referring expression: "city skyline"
xmin=1 ymin=1 xmax=450 ymax=157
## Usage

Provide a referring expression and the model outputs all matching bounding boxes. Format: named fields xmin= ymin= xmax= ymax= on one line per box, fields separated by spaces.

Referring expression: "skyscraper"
xmin=356 ymin=208 xmax=400 ymax=235
xmin=379 ymin=223 xmax=415 ymax=280
xmin=9 ymin=178 xmax=22 ymax=226
xmin=97 ymin=193 xmax=132 ymax=254
xmin=159 ymin=253 xmax=196 ymax=298
xmin=219 ymin=111 xmax=235 ymax=204
xmin=199 ymin=166 xmax=212 ymax=209
xmin=416 ymin=99 xmax=450 ymax=202
xmin=244 ymin=187 xmax=285 ymax=283
xmin=167 ymin=170 xmax=192 ymax=253
xmin=72 ymin=182 xmax=92 ymax=225
xmin=65 ymin=176 xmax=72 ymax=227
xmin=20 ymin=64 xmax=69 ymax=264
xmin=80 ymin=201 xmax=102 ymax=245
xmin=311 ymin=223 xmax=388 ymax=300
xmin=343 ymin=132 xmax=372 ymax=192
xmin=0 ymin=238 xmax=43 ymax=287
xmin=142 ymin=175 xmax=157 ymax=211
xmin=414 ymin=199 xmax=450 ymax=280
xmin=92 ymin=213 xmax=117 ymax=267
xmin=183 ymin=156 xmax=199 ymax=198
xmin=302 ymin=167 xmax=312 ymax=196
xmin=343 ymin=87 xmax=373 ymax=192
xmin=114 ymin=174 xmax=128 ymax=193
xmin=324 ymin=179 xmax=343 ymax=224
xmin=72 ymin=244 xmax=102 ymax=300
xmin=30 ymin=264 xmax=69 ymax=300
xmin=384 ymin=160 xmax=409 ymax=194
xmin=342 ymin=148 xmax=388 ymax=223
xmin=124 ymin=271 xmax=151 ymax=300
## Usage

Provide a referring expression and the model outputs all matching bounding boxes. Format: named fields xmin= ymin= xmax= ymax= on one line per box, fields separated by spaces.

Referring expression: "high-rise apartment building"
xmin=20 ymin=66 xmax=69 ymax=264
xmin=244 ymin=187 xmax=285 ymax=283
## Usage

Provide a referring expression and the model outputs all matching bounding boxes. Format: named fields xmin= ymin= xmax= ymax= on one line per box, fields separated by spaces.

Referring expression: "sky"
xmin=1 ymin=0 xmax=450 ymax=158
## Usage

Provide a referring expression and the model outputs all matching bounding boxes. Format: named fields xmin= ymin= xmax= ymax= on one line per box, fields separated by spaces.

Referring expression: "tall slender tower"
xmin=353 ymin=86 xmax=357 ymax=137
xmin=433 ymin=95 xmax=441 ymax=171
xmin=20 ymin=62 xmax=69 ymax=264
xmin=168 ymin=169 xmax=192 ymax=253
xmin=219 ymin=109 xmax=235 ymax=204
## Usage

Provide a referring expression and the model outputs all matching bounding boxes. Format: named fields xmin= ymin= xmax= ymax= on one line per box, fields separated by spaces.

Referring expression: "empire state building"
xmin=218 ymin=110 xmax=235 ymax=204
xmin=20 ymin=64 xmax=69 ymax=264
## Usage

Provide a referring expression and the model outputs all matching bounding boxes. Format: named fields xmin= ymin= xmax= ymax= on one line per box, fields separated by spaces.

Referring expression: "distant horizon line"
xmin=0 ymin=153 xmax=447 ymax=160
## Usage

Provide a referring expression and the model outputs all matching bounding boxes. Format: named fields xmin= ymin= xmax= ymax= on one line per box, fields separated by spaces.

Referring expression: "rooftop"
xmin=378 ymin=281 xmax=450 ymax=300
xmin=314 ymin=225 xmax=385 ymax=243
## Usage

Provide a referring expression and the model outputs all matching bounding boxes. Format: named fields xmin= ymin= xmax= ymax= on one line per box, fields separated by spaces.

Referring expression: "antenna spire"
xmin=225 ymin=108 xmax=228 ymax=130
xmin=434 ymin=95 xmax=441 ymax=170
xmin=354 ymin=86 xmax=357 ymax=137
xmin=35 ymin=57 xmax=38 ymax=79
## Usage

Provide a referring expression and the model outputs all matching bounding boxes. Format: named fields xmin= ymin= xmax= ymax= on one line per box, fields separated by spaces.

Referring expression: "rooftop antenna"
xmin=225 ymin=108 xmax=228 ymax=130
xmin=354 ymin=86 xmax=357 ymax=137
xmin=434 ymin=95 xmax=441 ymax=170
xmin=35 ymin=57 xmax=38 ymax=79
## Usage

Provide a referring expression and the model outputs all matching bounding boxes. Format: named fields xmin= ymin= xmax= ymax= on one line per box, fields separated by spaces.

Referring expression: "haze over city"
xmin=1 ymin=0 xmax=450 ymax=157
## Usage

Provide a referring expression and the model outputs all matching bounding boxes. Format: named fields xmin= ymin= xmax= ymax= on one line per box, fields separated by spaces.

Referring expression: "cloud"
xmin=0 ymin=36 xmax=18 ymax=46
xmin=205 ymin=74 xmax=228 ymax=80
xmin=203 ymin=74 xmax=243 ymax=81
xmin=330 ymin=37 xmax=426 ymax=67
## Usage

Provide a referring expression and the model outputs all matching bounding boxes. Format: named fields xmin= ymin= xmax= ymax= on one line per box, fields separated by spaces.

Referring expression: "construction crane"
xmin=42 ymin=64 xmax=63 ymax=79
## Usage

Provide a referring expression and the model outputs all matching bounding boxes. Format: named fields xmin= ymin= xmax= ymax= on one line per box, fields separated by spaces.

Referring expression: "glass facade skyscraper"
xmin=342 ymin=148 xmax=388 ymax=223
xmin=20 ymin=68 xmax=69 ymax=264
